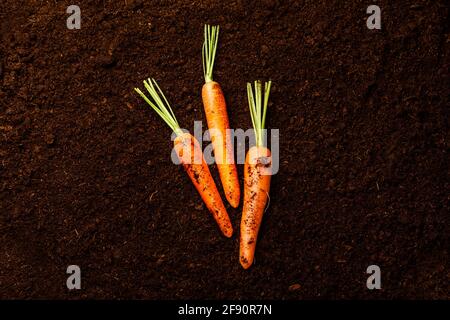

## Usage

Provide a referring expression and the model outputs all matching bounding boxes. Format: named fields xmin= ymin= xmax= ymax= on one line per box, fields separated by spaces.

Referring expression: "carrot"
xmin=240 ymin=80 xmax=273 ymax=269
xmin=202 ymin=24 xmax=240 ymax=208
xmin=135 ymin=78 xmax=233 ymax=237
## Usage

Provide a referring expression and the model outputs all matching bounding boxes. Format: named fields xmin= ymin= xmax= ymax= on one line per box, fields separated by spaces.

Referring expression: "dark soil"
xmin=0 ymin=0 xmax=448 ymax=299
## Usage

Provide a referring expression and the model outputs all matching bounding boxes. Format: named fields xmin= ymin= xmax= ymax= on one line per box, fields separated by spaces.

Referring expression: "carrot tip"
xmin=226 ymin=192 xmax=240 ymax=208
xmin=240 ymin=257 xmax=252 ymax=269
xmin=228 ymin=199 xmax=239 ymax=208
xmin=223 ymin=228 xmax=233 ymax=238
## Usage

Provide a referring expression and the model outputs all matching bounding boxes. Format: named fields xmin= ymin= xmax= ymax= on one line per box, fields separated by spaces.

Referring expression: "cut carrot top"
xmin=134 ymin=78 xmax=182 ymax=136
xmin=247 ymin=80 xmax=272 ymax=147
xmin=202 ymin=24 xmax=220 ymax=83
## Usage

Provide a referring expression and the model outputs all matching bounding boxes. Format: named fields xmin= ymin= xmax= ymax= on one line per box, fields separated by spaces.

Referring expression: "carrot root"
xmin=174 ymin=132 xmax=233 ymax=238
xmin=202 ymin=81 xmax=241 ymax=208
xmin=240 ymin=146 xmax=272 ymax=269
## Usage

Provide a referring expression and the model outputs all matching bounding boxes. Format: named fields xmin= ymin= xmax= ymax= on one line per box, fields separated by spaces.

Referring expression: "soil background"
xmin=0 ymin=0 xmax=448 ymax=299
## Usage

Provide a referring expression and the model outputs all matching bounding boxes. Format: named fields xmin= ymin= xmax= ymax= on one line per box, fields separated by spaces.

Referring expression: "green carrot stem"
xmin=247 ymin=80 xmax=272 ymax=147
xmin=202 ymin=24 xmax=220 ymax=83
xmin=134 ymin=78 xmax=183 ymax=136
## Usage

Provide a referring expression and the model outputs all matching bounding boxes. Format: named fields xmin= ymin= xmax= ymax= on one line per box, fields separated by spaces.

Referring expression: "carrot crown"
xmin=247 ymin=80 xmax=272 ymax=147
xmin=134 ymin=78 xmax=183 ymax=136
xmin=202 ymin=24 xmax=219 ymax=83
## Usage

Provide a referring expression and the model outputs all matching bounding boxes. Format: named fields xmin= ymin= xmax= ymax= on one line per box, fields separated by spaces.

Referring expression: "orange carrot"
xmin=135 ymin=78 xmax=233 ymax=237
xmin=240 ymin=80 xmax=273 ymax=269
xmin=202 ymin=24 xmax=240 ymax=208
xmin=174 ymin=132 xmax=233 ymax=237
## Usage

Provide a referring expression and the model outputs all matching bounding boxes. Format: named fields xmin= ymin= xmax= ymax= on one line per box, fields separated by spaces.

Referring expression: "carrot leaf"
xmin=247 ymin=80 xmax=272 ymax=147
xmin=134 ymin=78 xmax=182 ymax=135
xmin=202 ymin=24 xmax=220 ymax=83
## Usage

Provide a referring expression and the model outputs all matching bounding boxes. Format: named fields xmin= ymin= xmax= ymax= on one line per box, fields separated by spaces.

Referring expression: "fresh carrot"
xmin=202 ymin=24 xmax=240 ymax=208
xmin=240 ymin=80 xmax=273 ymax=269
xmin=135 ymin=78 xmax=233 ymax=237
